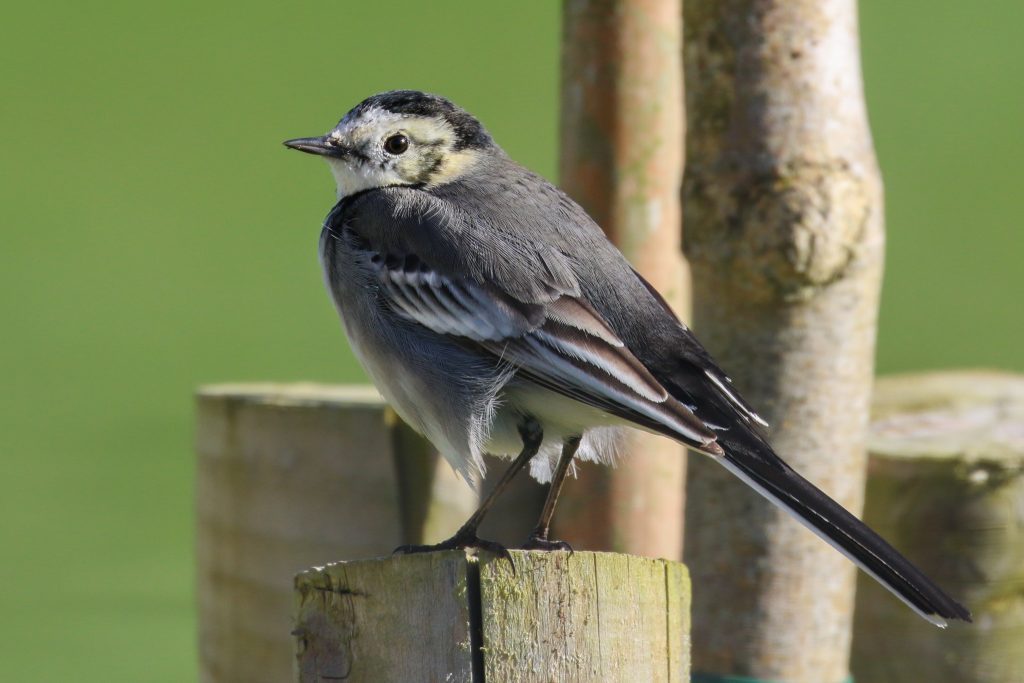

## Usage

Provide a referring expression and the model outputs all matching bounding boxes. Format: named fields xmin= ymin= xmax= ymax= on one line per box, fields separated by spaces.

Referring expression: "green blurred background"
xmin=0 ymin=1 xmax=1020 ymax=680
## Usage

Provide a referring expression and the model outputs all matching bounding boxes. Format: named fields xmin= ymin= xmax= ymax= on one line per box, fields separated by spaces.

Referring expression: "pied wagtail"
xmin=285 ymin=90 xmax=969 ymax=627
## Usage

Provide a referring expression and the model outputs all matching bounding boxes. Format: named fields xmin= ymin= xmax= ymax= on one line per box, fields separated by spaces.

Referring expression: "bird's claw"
xmin=521 ymin=535 xmax=574 ymax=554
xmin=393 ymin=529 xmax=516 ymax=574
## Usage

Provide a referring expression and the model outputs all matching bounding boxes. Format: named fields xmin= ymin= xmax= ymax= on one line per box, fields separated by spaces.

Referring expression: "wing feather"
xmin=363 ymin=247 xmax=717 ymax=449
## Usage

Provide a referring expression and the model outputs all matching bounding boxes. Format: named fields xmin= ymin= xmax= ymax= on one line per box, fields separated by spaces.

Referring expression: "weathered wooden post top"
xmin=195 ymin=383 xmax=694 ymax=682
xmin=196 ymin=384 xmax=476 ymax=683
xmin=294 ymin=550 xmax=691 ymax=683
xmin=853 ymin=371 xmax=1024 ymax=683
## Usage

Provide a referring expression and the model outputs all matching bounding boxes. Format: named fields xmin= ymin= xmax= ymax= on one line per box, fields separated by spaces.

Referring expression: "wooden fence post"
xmin=852 ymin=371 xmax=1024 ymax=683
xmin=196 ymin=384 xmax=476 ymax=683
xmin=294 ymin=550 xmax=691 ymax=682
xmin=682 ymin=0 xmax=884 ymax=681
xmin=555 ymin=0 xmax=689 ymax=559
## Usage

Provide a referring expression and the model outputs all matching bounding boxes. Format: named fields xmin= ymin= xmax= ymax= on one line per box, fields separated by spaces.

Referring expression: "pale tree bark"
xmin=554 ymin=0 xmax=690 ymax=559
xmin=682 ymin=1 xmax=884 ymax=682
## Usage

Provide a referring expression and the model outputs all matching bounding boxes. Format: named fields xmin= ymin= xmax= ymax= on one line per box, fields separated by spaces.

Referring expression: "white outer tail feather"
xmin=715 ymin=456 xmax=949 ymax=628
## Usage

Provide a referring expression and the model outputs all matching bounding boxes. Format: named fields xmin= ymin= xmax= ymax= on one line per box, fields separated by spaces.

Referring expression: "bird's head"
xmin=285 ymin=90 xmax=496 ymax=199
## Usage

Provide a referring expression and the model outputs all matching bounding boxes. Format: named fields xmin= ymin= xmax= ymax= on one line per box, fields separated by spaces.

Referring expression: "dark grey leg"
xmin=394 ymin=419 xmax=543 ymax=567
xmin=522 ymin=435 xmax=581 ymax=551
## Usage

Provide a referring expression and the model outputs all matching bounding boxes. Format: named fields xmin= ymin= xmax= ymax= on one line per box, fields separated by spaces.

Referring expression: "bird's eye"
xmin=384 ymin=134 xmax=409 ymax=155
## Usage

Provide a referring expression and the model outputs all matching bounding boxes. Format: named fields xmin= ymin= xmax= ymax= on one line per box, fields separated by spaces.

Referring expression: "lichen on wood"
xmin=294 ymin=551 xmax=692 ymax=682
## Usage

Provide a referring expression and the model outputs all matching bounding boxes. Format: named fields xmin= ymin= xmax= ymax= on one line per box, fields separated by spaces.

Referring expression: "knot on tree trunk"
xmin=684 ymin=159 xmax=880 ymax=303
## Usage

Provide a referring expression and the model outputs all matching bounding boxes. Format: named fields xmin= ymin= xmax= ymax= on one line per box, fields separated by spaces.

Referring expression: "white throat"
xmin=325 ymin=157 xmax=393 ymax=200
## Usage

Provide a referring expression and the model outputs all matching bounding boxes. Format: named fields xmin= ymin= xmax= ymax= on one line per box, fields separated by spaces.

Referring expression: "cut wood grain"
xmin=294 ymin=550 xmax=691 ymax=682
xmin=852 ymin=371 xmax=1024 ymax=683
xmin=196 ymin=383 xmax=476 ymax=683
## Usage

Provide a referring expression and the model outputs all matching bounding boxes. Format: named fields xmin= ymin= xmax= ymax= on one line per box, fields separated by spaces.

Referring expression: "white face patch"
xmin=324 ymin=156 xmax=395 ymax=200
xmin=322 ymin=104 xmax=458 ymax=200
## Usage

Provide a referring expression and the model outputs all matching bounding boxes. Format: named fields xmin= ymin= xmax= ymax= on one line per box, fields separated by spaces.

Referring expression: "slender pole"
xmin=555 ymin=0 xmax=689 ymax=559
xmin=682 ymin=1 xmax=884 ymax=681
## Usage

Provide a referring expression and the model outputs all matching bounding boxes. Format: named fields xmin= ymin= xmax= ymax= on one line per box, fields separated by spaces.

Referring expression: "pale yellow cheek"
xmin=395 ymin=157 xmax=423 ymax=181
xmin=427 ymin=149 xmax=482 ymax=187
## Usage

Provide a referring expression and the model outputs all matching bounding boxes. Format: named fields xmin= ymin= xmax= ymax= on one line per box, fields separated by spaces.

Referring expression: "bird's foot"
xmin=521 ymin=534 xmax=574 ymax=553
xmin=394 ymin=527 xmax=515 ymax=573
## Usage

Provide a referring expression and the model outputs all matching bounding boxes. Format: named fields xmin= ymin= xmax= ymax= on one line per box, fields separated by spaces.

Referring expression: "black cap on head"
xmin=347 ymin=90 xmax=494 ymax=151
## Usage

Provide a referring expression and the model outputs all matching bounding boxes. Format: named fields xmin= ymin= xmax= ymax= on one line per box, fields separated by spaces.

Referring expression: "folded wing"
xmin=367 ymin=249 xmax=719 ymax=451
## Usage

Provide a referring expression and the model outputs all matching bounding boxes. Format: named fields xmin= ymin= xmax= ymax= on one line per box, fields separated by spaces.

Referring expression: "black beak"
xmin=283 ymin=136 xmax=346 ymax=157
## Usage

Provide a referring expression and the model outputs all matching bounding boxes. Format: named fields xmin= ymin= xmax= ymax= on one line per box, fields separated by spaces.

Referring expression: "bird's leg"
xmin=522 ymin=435 xmax=581 ymax=552
xmin=394 ymin=419 xmax=543 ymax=568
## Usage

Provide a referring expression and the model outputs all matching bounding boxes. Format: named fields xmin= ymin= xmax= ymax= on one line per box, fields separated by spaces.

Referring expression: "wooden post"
xmin=682 ymin=1 xmax=884 ymax=681
xmin=196 ymin=384 xmax=476 ymax=683
xmin=556 ymin=0 xmax=689 ymax=558
xmin=852 ymin=371 xmax=1024 ymax=683
xmin=294 ymin=550 xmax=691 ymax=682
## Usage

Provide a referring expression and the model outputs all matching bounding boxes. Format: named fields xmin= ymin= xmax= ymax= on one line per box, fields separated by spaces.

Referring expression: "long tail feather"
xmin=714 ymin=440 xmax=971 ymax=626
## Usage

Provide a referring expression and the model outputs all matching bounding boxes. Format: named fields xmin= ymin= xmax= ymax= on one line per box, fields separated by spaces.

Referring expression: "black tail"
xmin=617 ymin=267 xmax=969 ymax=624
xmin=716 ymin=437 xmax=971 ymax=626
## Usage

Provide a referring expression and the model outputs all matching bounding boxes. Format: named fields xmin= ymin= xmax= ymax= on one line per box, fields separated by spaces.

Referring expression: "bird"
xmin=284 ymin=90 xmax=970 ymax=627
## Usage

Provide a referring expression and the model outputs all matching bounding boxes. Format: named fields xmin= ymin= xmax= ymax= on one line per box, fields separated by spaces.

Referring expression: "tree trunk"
xmin=682 ymin=1 xmax=884 ymax=681
xmin=555 ymin=0 xmax=689 ymax=559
